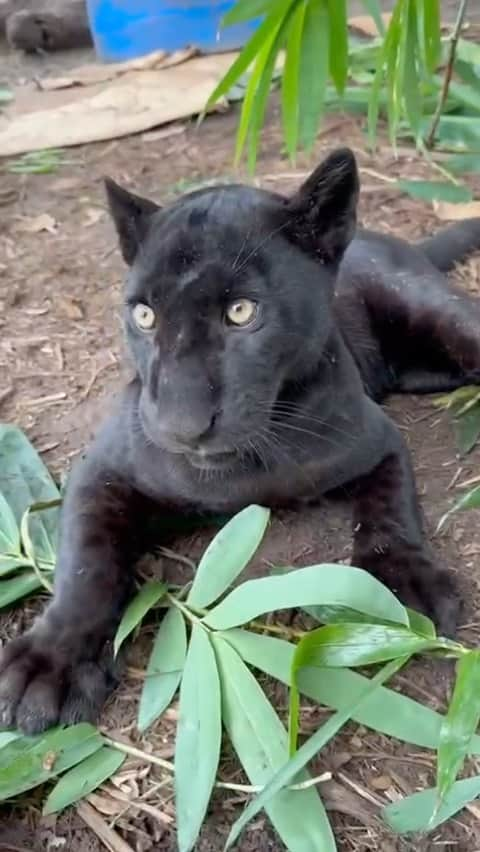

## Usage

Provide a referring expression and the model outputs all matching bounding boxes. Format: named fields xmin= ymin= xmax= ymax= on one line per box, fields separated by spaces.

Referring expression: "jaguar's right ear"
xmin=104 ymin=178 xmax=160 ymax=266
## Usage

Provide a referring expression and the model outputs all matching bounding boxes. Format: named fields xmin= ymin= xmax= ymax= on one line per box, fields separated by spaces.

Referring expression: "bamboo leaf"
xmin=0 ymin=492 xmax=20 ymax=555
xmin=214 ymin=636 xmax=336 ymax=852
xmin=206 ymin=0 xmax=293 ymax=110
xmin=203 ymin=564 xmax=409 ymax=630
xmin=396 ymin=179 xmax=472 ymax=203
xmin=444 ymin=153 xmax=480 ymax=175
xmin=226 ymin=656 xmax=406 ymax=849
xmin=402 ymin=0 xmax=421 ymax=140
xmin=246 ymin=7 xmax=294 ymax=172
xmin=0 ymin=724 xmax=102 ymax=801
xmin=138 ymin=606 xmax=187 ymax=732
xmin=383 ymin=774 xmax=480 ymax=834
xmin=0 ymin=570 xmax=43 ymax=608
xmin=359 ymin=0 xmax=386 ymax=35
xmin=288 ymin=623 xmax=431 ymax=752
xmin=187 ymin=505 xmax=269 ymax=609
xmin=298 ymin=0 xmax=329 ymax=150
xmin=175 ymin=625 xmax=221 ymax=852
xmin=327 ymin=0 xmax=348 ymax=94
xmin=114 ymin=580 xmax=167 ymax=657
xmin=436 ymin=650 xmax=480 ymax=808
xmin=419 ymin=0 xmax=440 ymax=72
xmin=424 ymin=116 xmax=480 ymax=151
xmin=223 ymin=0 xmax=270 ymax=26
xmin=0 ymin=425 xmax=60 ymax=567
xmin=454 ymin=404 xmax=480 ymax=455
xmin=281 ymin=1 xmax=306 ymax=159
xmin=221 ymin=629 xmax=480 ymax=753
xmin=292 ymin=623 xmax=436 ymax=670
xmin=43 ymin=746 xmax=125 ymax=814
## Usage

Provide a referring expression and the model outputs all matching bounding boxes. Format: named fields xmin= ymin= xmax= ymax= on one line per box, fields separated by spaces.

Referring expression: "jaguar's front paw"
xmin=0 ymin=630 xmax=112 ymax=735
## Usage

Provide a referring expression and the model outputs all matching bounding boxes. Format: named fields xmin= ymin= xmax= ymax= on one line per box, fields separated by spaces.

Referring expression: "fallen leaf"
xmin=42 ymin=751 xmax=58 ymax=771
xmin=433 ymin=200 xmax=480 ymax=220
xmin=16 ymin=213 xmax=58 ymax=234
xmin=348 ymin=13 xmax=392 ymax=37
xmin=83 ymin=207 xmax=104 ymax=227
xmin=57 ymin=297 xmax=84 ymax=320
xmin=141 ymin=124 xmax=186 ymax=143
xmin=370 ymin=774 xmax=393 ymax=791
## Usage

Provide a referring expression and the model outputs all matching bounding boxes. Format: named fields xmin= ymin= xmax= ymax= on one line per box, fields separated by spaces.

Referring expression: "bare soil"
xmin=1 ymin=24 xmax=480 ymax=852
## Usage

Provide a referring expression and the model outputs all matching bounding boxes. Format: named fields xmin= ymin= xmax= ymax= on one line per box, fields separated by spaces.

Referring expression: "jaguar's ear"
xmin=104 ymin=178 xmax=160 ymax=266
xmin=286 ymin=148 xmax=359 ymax=264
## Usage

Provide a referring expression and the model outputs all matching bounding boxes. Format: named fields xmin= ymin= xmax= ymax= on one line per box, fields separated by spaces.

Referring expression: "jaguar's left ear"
xmin=286 ymin=147 xmax=359 ymax=264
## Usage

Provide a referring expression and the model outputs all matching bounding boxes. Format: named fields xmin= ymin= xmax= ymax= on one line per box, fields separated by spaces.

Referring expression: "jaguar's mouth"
xmin=185 ymin=449 xmax=238 ymax=470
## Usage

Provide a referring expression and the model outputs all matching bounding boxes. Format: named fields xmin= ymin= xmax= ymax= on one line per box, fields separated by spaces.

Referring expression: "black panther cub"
xmin=2 ymin=148 xmax=480 ymax=735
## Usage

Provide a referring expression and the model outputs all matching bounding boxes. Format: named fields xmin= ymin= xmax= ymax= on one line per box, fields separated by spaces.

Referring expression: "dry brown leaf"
xmin=83 ymin=207 xmax=104 ymax=227
xmin=16 ymin=213 xmax=58 ymax=234
xmin=370 ymin=773 xmax=393 ymax=791
xmin=77 ymin=800 xmax=134 ymax=852
xmin=433 ymin=200 xmax=480 ymax=221
xmin=39 ymin=47 xmax=197 ymax=91
xmin=141 ymin=124 xmax=186 ymax=143
xmin=87 ymin=792 xmax=126 ymax=816
xmin=57 ymin=297 xmax=84 ymax=320
xmin=348 ymin=13 xmax=392 ymax=37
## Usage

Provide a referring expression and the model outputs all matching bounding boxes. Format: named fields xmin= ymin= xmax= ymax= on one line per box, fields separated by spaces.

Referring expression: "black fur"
xmin=1 ymin=148 xmax=479 ymax=734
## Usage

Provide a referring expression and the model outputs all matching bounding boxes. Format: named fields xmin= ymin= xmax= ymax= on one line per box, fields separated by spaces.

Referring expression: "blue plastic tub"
xmin=86 ymin=0 xmax=259 ymax=62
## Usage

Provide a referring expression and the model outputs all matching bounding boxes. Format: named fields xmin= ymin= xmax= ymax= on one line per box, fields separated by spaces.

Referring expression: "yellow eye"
xmin=225 ymin=298 xmax=257 ymax=327
xmin=133 ymin=303 xmax=156 ymax=331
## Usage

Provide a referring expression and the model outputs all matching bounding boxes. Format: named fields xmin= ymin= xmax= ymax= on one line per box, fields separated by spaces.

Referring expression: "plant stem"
xmin=425 ymin=0 xmax=469 ymax=149
xmin=167 ymin=593 xmax=307 ymax=639
xmin=103 ymin=736 xmax=331 ymax=792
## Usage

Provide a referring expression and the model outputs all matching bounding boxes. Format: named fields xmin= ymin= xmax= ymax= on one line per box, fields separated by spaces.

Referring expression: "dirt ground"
xmin=2 ymin=18 xmax=480 ymax=852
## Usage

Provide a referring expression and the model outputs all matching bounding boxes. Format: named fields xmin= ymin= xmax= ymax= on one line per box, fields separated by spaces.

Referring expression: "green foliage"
xmin=2 ymin=428 xmax=480 ymax=848
xmin=0 ymin=424 xmax=60 ymax=606
xmin=208 ymin=0 xmax=480 ymax=209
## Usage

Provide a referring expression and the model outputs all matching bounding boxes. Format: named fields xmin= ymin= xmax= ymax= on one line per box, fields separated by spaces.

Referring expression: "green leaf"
xmin=203 ymin=564 xmax=409 ymax=630
xmin=138 ymin=606 xmax=187 ymax=732
xmin=0 ymin=425 xmax=60 ymax=567
xmin=367 ymin=1 xmax=402 ymax=146
xmin=448 ymin=80 xmax=480 ymax=115
xmin=0 ymin=724 xmax=102 ymax=801
xmin=206 ymin=0 xmax=293 ymax=110
xmin=43 ymin=746 xmax=125 ymax=814
xmin=222 ymin=0 xmax=270 ymax=26
xmin=292 ymin=623 xmax=436 ymax=669
xmin=0 ymin=731 xmax=21 ymax=749
xmin=288 ymin=623 xmax=430 ymax=752
xmin=449 ymin=485 xmax=480 ymax=515
xmin=226 ymin=656 xmax=405 ymax=849
xmin=454 ymin=404 xmax=480 ymax=455
xmin=0 ymin=570 xmax=43 ymax=608
xmin=175 ymin=625 xmax=221 ymax=852
xmin=444 ymin=153 xmax=480 ymax=175
xmin=281 ymin=1 xmax=306 ymax=159
xmin=214 ymin=636 xmax=336 ymax=852
xmin=383 ymin=774 xmax=480 ymax=834
xmin=327 ymin=0 xmax=348 ymax=94
xmin=407 ymin=607 xmax=436 ymax=638
xmin=114 ymin=580 xmax=167 ymax=657
xmin=187 ymin=505 xmax=269 ymax=609
xmin=418 ymin=0 xmax=440 ymax=72
xmin=396 ymin=179 xmax=472 ymax=203
xmin=402 ymin=0 xmax=421 ymax=140
xmin=0 ymin=555 xmax=32 ymax=578
xmin=425 ymin=116 xmax=480 ymax=152
xmin=0 ymin=492 xmax=20 ymax=555
xmin=436 ymin=651 xmax=480 ymax=809
xmin=359 ymin=0 xmax=386 ymax=35
xmin=245 ymin=7 xmax=293 ymax=172
xmin=222 ymin=629 xmax=480 ymax=753
xmin=297 ymin=0 xmax=329 ymax=150
xmin=456 ymin=37 xmax=480 ymax=68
